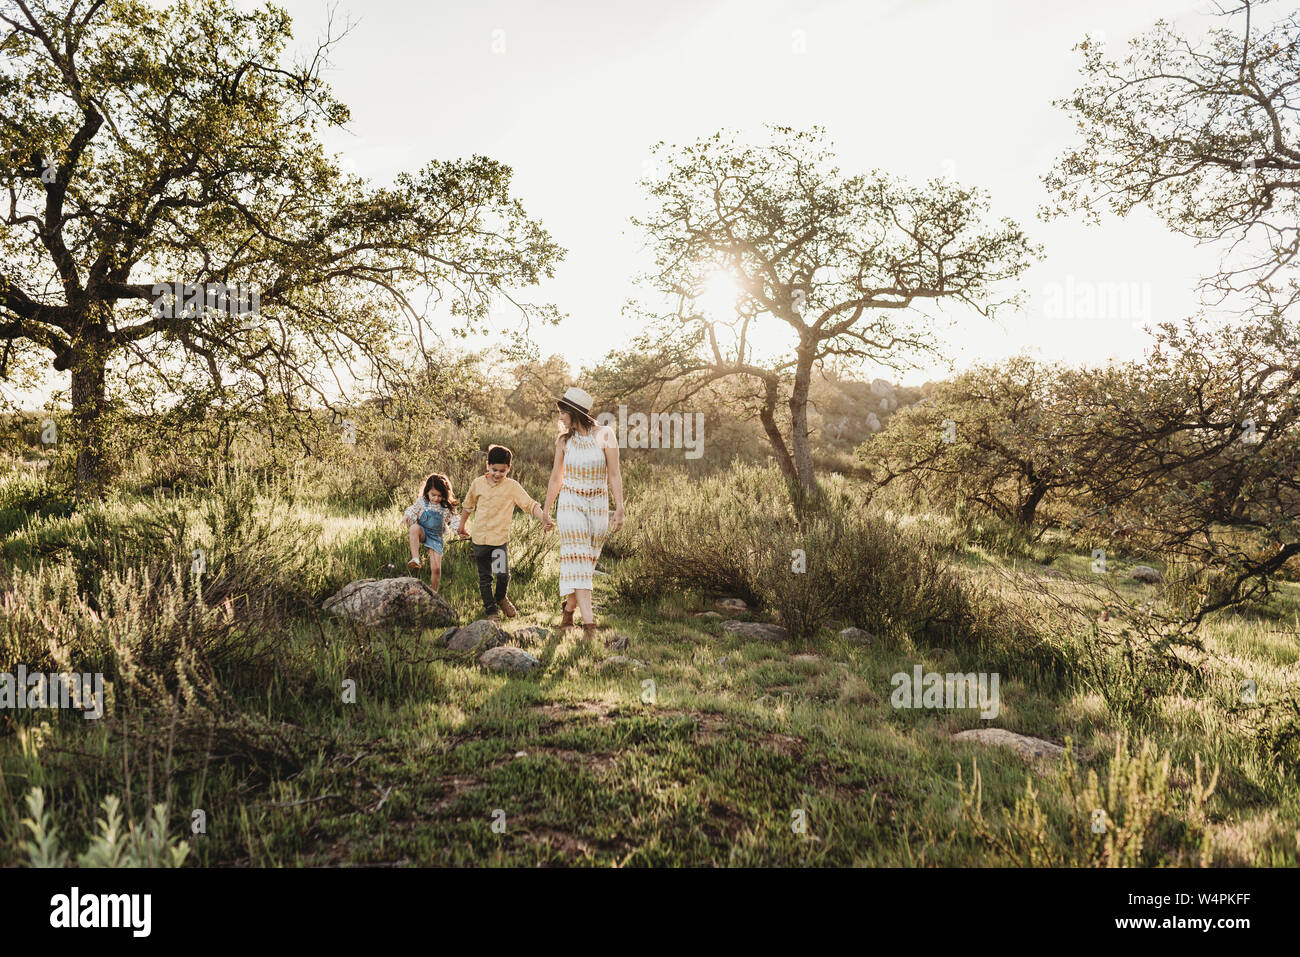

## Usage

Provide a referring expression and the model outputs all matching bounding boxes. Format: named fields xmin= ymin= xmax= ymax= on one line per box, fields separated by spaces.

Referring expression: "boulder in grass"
xmin=715 ymin=598 xmax=749 ymax=613
xmin=604 ymin=634 xmax=630 ymax=651
xmin=838 ymin=627 xmax=875 ymax=645
xmin=598 ymin=655 xmax=645 ymax=671
xmin=479 ymin=646 xmax=541 ymax=674
xmin=720 ymin=620 xmax=789 ymax=642
xmin=509 ymin=625 xmax=551 ymax=645
xmin=444 ymin=618 xmax=509 ymax=652
xmin=952 ymin=728 xmax=1065 ymax=761
xmin=1130 ymin=565 xmax=1163 ymax=584
xmin=324 ymin=577 xmax=457 ymax=628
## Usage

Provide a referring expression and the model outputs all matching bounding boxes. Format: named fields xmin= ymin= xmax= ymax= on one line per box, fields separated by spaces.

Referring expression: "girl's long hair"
xmin=418 ymin=473 xmax=460 ymax=511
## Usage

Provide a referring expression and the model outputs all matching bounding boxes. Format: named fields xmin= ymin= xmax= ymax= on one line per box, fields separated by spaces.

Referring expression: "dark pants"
xmin=472 ymin=543 xmax=509 ymax=613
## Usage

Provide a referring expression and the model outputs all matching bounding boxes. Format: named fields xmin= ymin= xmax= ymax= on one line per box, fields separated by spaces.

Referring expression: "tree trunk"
xmin=1018 ymin=475 xmax=1050 ymax=527
xmin=788 ymin=344 xmax=817 ymax=492
xmin=69 ymin=340 xmax=109 ymax=501
xmin=758 ymin=375 xmax=799 ymax=484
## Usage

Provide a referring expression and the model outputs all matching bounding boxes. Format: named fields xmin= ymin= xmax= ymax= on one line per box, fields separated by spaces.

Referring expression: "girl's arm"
xmin=543 ymin=434 xmax=565 ymax=523
xmin=600 ymin=426 xmax=625 ymax=532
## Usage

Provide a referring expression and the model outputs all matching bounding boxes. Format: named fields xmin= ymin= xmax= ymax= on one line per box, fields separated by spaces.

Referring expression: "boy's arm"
xmin=512 ymin=480 xmax=553 ymax=529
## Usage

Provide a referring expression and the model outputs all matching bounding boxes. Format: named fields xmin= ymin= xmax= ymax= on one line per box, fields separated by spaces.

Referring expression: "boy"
xmin=458 ymin=444 xmax=555 ymax=619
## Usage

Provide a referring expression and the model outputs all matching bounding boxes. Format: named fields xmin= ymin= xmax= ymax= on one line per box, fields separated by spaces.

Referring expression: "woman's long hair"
xmin=558 ymin=401 xmax=596 ymax=442
xmin=418 ymin=472 xmax=460 ymax=511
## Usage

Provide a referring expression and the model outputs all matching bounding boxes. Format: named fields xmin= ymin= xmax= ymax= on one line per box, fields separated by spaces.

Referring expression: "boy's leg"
xmin=491 ymin=545 xmax=509 ymax=603
xmin=472 ymin=545 xmax=498 ymax=615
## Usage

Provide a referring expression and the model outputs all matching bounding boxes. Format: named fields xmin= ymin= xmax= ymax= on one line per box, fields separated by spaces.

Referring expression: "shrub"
xmin=612 ymin=465 xmax=1012 ymax=647
xmin=960 ymin=733 xmax=1218 ymax=866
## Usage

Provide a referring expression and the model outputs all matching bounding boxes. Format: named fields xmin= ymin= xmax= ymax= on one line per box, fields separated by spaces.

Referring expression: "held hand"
xmin=544 ymin=516 xmax=557 ymax=532
xmin=609 ymin=507 xmax=624 ymax=534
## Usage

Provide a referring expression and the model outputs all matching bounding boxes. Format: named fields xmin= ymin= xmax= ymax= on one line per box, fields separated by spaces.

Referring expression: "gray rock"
xmin=721 ymin=620 xmax=789 ymax=642
xmin=605 ymin=634 xmax=630 ymax=650
xmin=478 ymin=646 xmax=541 ymax=674
xmin=839 ymin=627 xmax=875 ymax=644
xmin=693 ymin=611 xmax=722 ymax=619
xmin=323 ymin=577 xmax=457 ymax=628
xmin=715 ymin=598 xmax=749 ymax=613
xmin=510 ymin=625 xmax=551 ymax=645
xmin=598 ymin=655 xmax=645 ymax=671
xmin=445 ymin=618 xmax=509 ymax=652
xmin=1130 ymin=565 xmax=1163 ymax=584
xmin=953 ymin=728 xmax=1065 ymax=761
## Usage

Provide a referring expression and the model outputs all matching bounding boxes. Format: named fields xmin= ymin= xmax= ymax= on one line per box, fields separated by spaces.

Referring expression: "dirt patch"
xmin=533 ymin=701 xmax=619 ymax=724
xmin=526 ymin=827 xmax=595 ymax=859
xmin=432 ymin=774 xmax=481 ymax=811
xmin=527 ymin=746 xmax=619 ymax=772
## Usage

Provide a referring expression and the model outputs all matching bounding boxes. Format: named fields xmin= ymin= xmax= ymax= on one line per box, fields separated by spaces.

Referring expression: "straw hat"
xmin=556 ymin=386 xmax=595 ymax=417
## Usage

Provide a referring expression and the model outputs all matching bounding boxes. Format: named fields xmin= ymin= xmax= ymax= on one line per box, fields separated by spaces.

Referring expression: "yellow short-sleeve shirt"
xmin=461 ymin=476 xmax=540 ymax=547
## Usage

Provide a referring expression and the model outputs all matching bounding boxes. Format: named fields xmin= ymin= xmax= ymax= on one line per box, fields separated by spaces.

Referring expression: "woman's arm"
xmin=543 ymin=434 xmax=566 ymax=522
xmin=600 ymin=426 xmax=625 ymax=532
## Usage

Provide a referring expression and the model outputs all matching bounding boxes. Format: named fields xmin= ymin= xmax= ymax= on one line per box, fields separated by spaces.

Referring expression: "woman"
xmin=544 ymin=386 xmax=625 ymax=640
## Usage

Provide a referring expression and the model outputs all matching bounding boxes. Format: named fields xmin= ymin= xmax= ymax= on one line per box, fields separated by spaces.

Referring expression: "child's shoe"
xmin=481 ymin=607 xmax=500 ymax=621
xmin=497 ymin=597 xmax=519 ymax=618
xmin=407 ymin=557 xmax=421 ymax=570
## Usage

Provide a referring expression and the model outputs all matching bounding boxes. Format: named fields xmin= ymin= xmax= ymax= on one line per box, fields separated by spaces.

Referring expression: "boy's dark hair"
xmin=486 ymin=444 xmax=513 ymax=466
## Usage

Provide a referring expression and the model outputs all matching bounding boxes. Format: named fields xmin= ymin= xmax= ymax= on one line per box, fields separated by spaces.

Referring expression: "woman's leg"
xmin=428 ymin=550 xmax=443 ymax=591
xmin=408 ymin=524 xmax=424 ymax=563
xmin=575 ymin=587 xmax=594 ymax=626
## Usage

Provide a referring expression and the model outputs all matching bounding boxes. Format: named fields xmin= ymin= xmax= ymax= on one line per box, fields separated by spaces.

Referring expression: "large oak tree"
xmin=608 ymin=125 xmax=1039 ymax=494
xmin=0 ymin=0 xmax=563 ymax=497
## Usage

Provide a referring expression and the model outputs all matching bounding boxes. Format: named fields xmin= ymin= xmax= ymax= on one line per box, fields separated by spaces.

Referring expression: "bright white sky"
xmin=254 ymin=0 xmax=1232 ymax=384
xmin=9 ymin=0 xmax=1243 ymax=408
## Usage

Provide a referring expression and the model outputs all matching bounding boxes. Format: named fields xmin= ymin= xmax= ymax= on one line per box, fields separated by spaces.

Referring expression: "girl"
xmin=543 ymin=386 xmax=625 ymax=640
xmin=400 ymin=473 xmax=462 ymax=592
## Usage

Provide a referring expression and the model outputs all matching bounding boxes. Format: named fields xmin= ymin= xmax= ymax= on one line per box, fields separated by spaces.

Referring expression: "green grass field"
xmin=2 ymin=475 xmax=1298 ymax=867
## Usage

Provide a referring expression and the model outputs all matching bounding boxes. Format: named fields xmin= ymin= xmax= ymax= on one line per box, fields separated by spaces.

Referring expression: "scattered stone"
xmin=791 ymin=653 xmax=821 ymax=663
xmin=323 ymin=577 xmax=457 ymax=628
xmin=1130 ymin=565 xmax=1163 ymax=584
xmin=437 ymin=625 xmax=459 ymax=644
xmin=716 ymin=656 xmax=730 ymax=668
xmin=510 ymin=625 xmax=551 ymax=645
xmin=514 ymin=751 xmax=527 ymax=758
xmin=693 ymin=611 xmax=722 ymax=619
xmin=721 ymin=620 xmax=789 ymax=642
xmin=444 ymin=618 xmax=509 ymax=652
xmin=953 ymin=728 xmax=1066 ymax=761
xmin=839 ymin=627 xmax=875 ymax=644
xmin=715 ymin=598 xmax=749 ymax=613
xmin=605 ymin=634 xmax=630 ymax=650
xmin=478 ymin=646 xmax=541 ymax=674
xmin=598 ymin=655 xmax=646 ymax=671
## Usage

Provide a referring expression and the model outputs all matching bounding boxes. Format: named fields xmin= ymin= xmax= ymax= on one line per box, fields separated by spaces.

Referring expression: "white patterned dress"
xmin=557 ymin=430 xmax=610 ymax=596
